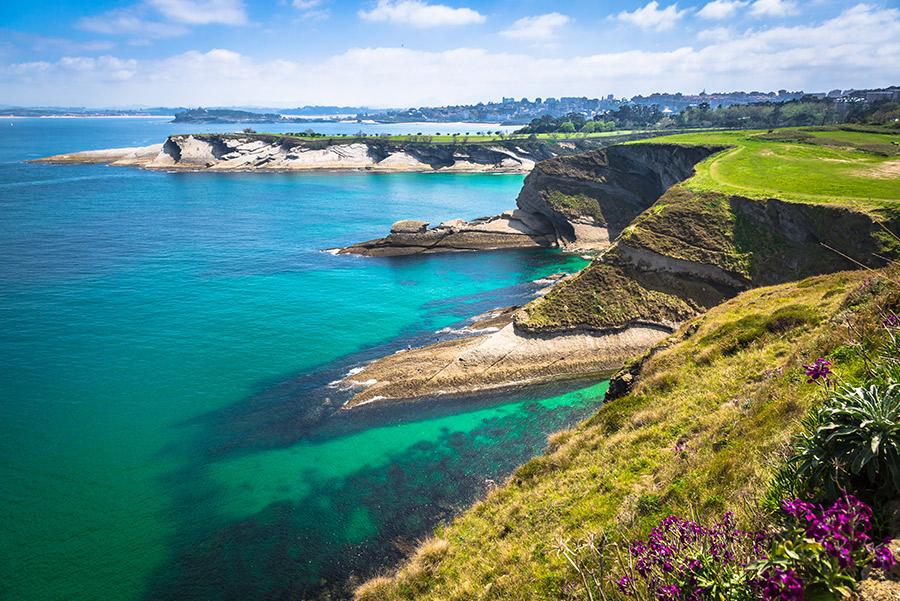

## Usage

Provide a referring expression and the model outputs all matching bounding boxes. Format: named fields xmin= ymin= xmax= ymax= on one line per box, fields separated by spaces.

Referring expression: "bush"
xmin=791 ymin=383 xmax=900 ymax=500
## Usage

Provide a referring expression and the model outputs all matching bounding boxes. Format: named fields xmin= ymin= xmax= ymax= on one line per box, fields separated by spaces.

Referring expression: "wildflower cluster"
xmin=781 ymin=496 xmax=895 ymax=572
xmin=617 ymin=513 xmax=765 ymax=600
xmin=751 ymin=495 xmax=899 ymax=598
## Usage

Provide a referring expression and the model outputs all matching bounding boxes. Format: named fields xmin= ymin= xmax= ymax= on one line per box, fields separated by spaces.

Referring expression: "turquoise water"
xmin=0 ymin=119 xmax=605 ymax=600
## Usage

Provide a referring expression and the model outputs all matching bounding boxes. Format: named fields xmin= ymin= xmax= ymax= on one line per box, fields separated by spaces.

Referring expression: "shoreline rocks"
xmin=338 ymin=212 xmax=558 ymax=256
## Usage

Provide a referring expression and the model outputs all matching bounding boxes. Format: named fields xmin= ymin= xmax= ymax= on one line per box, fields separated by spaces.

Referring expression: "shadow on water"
xmin=177 ymin=279 xmax=552 ymax=461
xmin=145 ymin=278 xmax=607 ymax=601
xmin=145 ymin=379 xmax=606 ymax=601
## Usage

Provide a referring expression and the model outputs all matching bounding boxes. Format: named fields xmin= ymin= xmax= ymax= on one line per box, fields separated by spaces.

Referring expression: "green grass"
xmin=545 ymin=190 xmax=605 ymax=221
xmin=632 ymin=128 xmax=900 ymax=213
xmin=517 ymin=261 xmax=700 ymax=331
xmin=356 ymin=268 xmax=899 ymax=601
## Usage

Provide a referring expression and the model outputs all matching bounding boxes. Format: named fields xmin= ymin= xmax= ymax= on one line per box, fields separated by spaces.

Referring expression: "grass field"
xmin=634 ymin=127 xmax=900 ymax=213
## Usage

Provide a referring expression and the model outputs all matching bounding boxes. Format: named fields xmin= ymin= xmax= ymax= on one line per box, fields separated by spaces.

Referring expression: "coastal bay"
xmin=0 ymin=118 xmax=601 ymax=601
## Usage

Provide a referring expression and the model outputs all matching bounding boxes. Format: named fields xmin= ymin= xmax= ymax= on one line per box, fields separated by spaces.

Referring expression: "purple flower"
xmin=617 ymin=513 xmax=765 ymax=601
xmin=616 ymin=575 xmax=634 ymax=595
xmin=655 ymin=584 xmax=681 ymax=601
xmin=781 ymin=495 xmax=877 ymax=570
xmin=759 ymin=567 xmax=804 ymax=601
xmin=872 ymin=545 xmax=897 ymax=571
xmin=802 ymin=358 xmax=832 ymax=383
xmin=884 ymin=313 xmax=900 ymax=328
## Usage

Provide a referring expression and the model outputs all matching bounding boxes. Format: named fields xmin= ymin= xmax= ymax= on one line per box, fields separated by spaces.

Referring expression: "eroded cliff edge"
xmin=35 ymin=132 xmax=658 ymax=174
xmin=342 ymin=146 xmax=899 ymax=408
xmin=340 ymin=143 xmax=726 ymax=256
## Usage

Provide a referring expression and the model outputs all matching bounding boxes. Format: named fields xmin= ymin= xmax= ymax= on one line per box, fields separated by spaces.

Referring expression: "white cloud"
xmin=616 ymin=1 xmax=688 ymax=32
xmin=697 ymin=26 xmax=734 ymax=42
xmin=292 ymin=0 xmax=329 ymax=20
xmin=78 ymin=9 xmax=188 ymax=38
xmin=697 ymin=0 xmax=747 ymax=20
xmin=146 ymin=0 xmax=248 ymax=25
xmin=750 ymin=0 xmax=798 ymax=17
xmin=500 ymin=13 xmax=569 ymax=41
xmin=4 ymin=5 xmax=899 ymax=106
xmin=358 ymin=0 xmax=485 ymax=28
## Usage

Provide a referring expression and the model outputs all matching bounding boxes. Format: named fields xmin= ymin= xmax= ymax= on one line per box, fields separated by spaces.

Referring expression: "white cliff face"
xmin=39 ymin=135 xmax=541 ymax=173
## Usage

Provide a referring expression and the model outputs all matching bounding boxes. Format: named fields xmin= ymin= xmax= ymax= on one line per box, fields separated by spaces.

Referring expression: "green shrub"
xmin=791 ymin=383 xmax=900 ymax=500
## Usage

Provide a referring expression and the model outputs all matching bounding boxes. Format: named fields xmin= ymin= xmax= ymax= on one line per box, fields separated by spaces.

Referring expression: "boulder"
xmin=391 ymin=220 xmax=429 ymax=234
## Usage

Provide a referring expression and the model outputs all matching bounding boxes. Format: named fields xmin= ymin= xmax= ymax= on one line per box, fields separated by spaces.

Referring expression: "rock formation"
xmin=36 ymin=133 xmax=648 ymax=174
xmin=340 ymin=144 xmax=725 ymax=256
xmin=338 ymin=211 xmax=557 ymax=255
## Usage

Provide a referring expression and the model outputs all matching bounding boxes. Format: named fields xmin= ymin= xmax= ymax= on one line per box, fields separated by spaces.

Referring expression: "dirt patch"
xmin=853 ymin=159 xmax=900 ymax=179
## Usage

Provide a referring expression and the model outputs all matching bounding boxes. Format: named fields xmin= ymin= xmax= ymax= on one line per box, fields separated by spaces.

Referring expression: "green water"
xmin=0 ymin=118 xmax=607 ymax=600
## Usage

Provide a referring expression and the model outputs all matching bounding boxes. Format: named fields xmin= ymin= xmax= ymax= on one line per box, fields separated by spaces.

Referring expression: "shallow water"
xmin=0 ymin=119 xmax=606 ymax=600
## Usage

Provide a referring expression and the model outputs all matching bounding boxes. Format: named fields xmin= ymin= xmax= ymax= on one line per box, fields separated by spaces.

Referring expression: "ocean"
xmin=0 ymin=118 xmax=607 ymax=600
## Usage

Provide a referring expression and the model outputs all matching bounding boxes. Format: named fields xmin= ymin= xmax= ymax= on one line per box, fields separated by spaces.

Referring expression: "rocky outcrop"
xmin=338 ymin=211 xmax=557 ymax=256
xmin=340 ymin=143 xmax=724 ymax=256
xmin=36 ymin=143 xmax=165 ymax=166
xmin=342 ymin=321 xmax=669 ymax=408
xmin=514 ymin=144 xmax=726 ymax=250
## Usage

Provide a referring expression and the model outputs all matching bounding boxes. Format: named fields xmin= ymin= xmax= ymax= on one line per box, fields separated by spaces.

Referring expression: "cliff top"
xmin=632 ymin=126 xmax=900 ymax=215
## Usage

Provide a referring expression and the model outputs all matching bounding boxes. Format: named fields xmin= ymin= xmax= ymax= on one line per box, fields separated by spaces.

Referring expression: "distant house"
xmin=865 ymin=88 xmax=900 ymax=103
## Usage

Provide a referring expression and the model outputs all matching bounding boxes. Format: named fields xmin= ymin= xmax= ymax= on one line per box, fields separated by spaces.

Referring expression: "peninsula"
xmin=33 ymin=131 xmax=678 ymax=174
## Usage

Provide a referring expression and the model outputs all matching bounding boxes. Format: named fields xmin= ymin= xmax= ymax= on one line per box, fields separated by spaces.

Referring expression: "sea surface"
xmin=0 ymin=118 xmax=607 ymax=600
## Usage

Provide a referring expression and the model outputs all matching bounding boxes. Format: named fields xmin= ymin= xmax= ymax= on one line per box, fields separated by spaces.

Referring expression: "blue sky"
xmin=1 ymin=0 xmax=898 ymax=106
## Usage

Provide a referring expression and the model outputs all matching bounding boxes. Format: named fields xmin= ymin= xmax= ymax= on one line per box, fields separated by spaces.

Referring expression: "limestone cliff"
xmin=36 ymin=133 xmax=648 ymax=174
xmin=341 ymin=143 xmax=724 ymax=256
xmin=514 ymin=144 xmax=726 ymax=250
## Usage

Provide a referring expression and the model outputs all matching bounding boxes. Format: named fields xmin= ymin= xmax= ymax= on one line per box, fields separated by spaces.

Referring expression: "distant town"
xmin=2 ymin=86 xmax=898 ymax=125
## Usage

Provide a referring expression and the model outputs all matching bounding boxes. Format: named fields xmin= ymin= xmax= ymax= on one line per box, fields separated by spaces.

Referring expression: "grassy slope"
xmin=632 ymin=128 xmax=900 ymax=214
xmin=357 ymin=269 xmax=898 ymax=601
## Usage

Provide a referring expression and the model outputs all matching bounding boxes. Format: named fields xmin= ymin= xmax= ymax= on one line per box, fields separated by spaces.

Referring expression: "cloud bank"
xmin=4 ymin=4 xmax=898 ymax=107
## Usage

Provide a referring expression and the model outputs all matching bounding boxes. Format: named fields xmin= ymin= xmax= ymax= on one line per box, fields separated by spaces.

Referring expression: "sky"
xmin=0 ymin=0 xmax=898 ymax=107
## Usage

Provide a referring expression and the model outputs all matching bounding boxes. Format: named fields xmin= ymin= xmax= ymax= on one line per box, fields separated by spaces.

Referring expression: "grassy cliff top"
xmin=357 ymin=267 xmax=898 ymax=601
xmin=633 ymin=127 xmax=900 ymax=214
